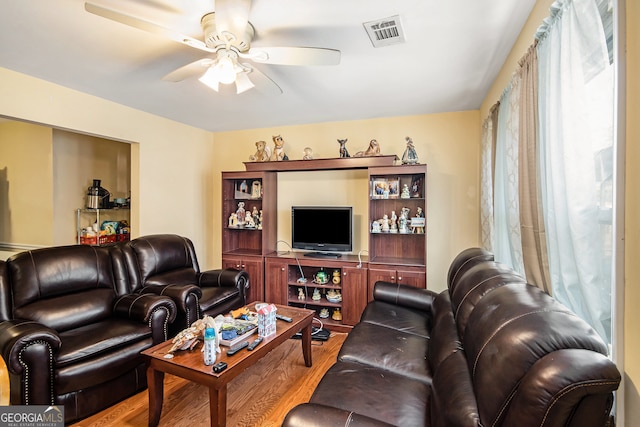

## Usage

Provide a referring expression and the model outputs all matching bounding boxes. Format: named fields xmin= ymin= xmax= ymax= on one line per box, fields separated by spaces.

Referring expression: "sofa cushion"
xmin=56 ymin=318 xmax=151 ymax=367
xmin=360 ymin=300 xmax=430 ymax=338
xmin=427 ymin=292 xmax=463 ymax=372
xmin=311 ymin=361 xmax=430 ymax=426
xmin=463 ymin=283 xmax=608 ymax=426
xmin=338 ymin=321 xmax=431 ymax=383
xmin=199 ymin=286 xmax=241 ymax=313
xmin=14 ymin=288 xmax=115 ymax=332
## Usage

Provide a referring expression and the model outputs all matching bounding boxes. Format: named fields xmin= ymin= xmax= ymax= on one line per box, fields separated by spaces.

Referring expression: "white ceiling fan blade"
xmin=215 ymin=0 xmax=251 ymax=39
xmin=243 ymin=47 xmax=341 ymax=66
xmin=235 ymin=72 xmax=255 ymax=94
xmin=243 ymin=64 xmax=282 ymax=96
xmin=84 ymin=2 xmax=214 ymax=53
xmin=162 ymin=58 xmax=214 ymax=82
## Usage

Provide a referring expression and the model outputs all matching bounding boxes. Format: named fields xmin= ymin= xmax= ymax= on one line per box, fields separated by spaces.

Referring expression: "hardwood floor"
xmin=72 ymin=332 xmax=346 ymax=427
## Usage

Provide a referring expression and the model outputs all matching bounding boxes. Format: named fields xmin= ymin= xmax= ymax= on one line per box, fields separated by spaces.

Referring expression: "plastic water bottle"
xmin=203 ymin=327 xmax=217 ymax=366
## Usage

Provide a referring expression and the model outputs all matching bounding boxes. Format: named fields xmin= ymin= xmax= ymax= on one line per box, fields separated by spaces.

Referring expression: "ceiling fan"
xmin=84 ymin=0 xmax=341 ymax=95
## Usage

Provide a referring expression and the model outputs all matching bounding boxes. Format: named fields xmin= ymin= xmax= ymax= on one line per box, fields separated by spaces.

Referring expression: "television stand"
xmin=303 ymin=252 xmax=342 ymax=259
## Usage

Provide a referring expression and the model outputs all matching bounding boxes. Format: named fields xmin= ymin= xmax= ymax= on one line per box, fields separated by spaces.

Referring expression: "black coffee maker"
xmin=86 ymin=179 xmax=110 ymax=209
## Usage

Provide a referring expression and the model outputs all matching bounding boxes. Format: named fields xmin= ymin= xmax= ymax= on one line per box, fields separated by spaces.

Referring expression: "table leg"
xmin=209 ymin=384 xmax=227 ymax=427
xmin=301 ymin=322 xmax=313 ymax=367
xmin=147 ymin=366 xmax=165 ymax=427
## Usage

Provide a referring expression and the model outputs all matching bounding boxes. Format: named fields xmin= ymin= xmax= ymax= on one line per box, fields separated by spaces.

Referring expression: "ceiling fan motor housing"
xmin=201 ymin=12 xmax=255 ymax=52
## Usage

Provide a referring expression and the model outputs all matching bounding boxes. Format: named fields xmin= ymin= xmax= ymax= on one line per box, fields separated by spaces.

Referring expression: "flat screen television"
xmin=291 ymin=206 xmax=353 ymax=258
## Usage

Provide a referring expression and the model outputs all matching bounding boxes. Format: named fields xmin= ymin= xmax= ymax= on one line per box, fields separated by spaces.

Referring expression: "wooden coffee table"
xmin=142 ymin=303 xmax=314 ymax=427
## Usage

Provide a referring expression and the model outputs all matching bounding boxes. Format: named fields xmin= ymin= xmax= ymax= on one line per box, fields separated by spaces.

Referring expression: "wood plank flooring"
xmin=71 ymin=332 xmax=346 ymax=427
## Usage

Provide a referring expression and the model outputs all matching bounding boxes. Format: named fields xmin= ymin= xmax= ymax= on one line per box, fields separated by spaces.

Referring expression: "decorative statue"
xmin=236 ymin=202 xmax=246 ymax=226
xmin=249 ymin=140 xmax=270 ymax=162
xmin=303 ymin=147 xmax=313 ymax=160
xmin=338 ymin=139 xmax=350 ymax=158
xmin=380 ymin=214 xmax=390 ymax=232
xmin=353 ymin=139 xmax=382 ymax=157
xmin=401 ymin=136 xmax=419 ymax=164
xmin=400 ymin=184 xmax=411 ymax=199
xmin=269 ymin=135 xmax=289 ymax=161
xmin=399 ymin=207 xmax=411 ymax=233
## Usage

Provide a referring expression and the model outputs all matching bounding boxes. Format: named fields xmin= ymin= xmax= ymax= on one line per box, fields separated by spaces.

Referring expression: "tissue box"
xmin=257 ymin=304 xmax=277 ymax=338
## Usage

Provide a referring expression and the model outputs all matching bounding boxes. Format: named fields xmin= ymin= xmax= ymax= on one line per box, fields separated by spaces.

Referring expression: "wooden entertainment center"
xmin=222 ymin=156 xmax=426 ymax=332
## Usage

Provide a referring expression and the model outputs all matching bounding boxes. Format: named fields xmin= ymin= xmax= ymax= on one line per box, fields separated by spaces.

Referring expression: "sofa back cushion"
xmin=123 ymin=234 xmax=199 ymax=291
xmin=447 ymin=247 xmax=494 ymax=296
xmin=7 ymin=245 xmax=117 ymax=331
xmin=462 ymin=282 xmax=609 ymax=427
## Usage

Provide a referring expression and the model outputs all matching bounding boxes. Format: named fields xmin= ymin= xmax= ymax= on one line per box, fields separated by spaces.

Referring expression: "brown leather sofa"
xmin=283 ymin=248 xmax=621 ymax=427
xmin=0 ymin=244 xmax=177 ymax=423
xmin=121 ymin=234 xmax=249 ymax=336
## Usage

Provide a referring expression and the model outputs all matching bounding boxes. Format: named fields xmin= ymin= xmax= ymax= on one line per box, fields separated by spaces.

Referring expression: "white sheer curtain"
xmin=480 ymin=118 xmax=495 ymax=251
xmin=536 ymin=0 xmax=613 ymax=342
xmin=492 ymin=81 xmax=525 ymax=275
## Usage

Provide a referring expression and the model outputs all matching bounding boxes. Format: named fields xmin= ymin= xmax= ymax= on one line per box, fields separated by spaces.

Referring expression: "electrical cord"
xmin=357 ymin=249 xmax=369 ymax=268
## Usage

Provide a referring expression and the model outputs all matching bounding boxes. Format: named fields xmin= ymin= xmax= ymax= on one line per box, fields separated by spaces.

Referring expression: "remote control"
xmin=226 ymin=340 xmax=249 ymax=355
xmin=212 ymin=361 xmax=227 ymax=373
xmin=246 ymin=337 xmax=263 ymax=351
xmin=275 ymin=314 xmax=293 ymax=322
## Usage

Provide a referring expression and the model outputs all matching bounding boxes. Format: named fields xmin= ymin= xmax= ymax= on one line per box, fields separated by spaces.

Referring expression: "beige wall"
xmin=480 ymin=0 xmax=637 ymax=423
xmin=0 ymin=67 xmax=216 ymax=267
xmin=213 ymin=111 xmax=481 ymax=291
xmin=0 ymin=120 xmax=53 ymax=246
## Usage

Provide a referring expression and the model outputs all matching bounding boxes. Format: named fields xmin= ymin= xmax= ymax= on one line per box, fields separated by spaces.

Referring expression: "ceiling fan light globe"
xmin=213 ymin=56 xmax=237 ymax=84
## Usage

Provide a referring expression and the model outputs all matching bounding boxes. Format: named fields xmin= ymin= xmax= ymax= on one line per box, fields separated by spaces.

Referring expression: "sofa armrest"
xmin=0 ymin=320 xmax=61 ymax=405
xmin=283 ymin=403 xmax=396 ymax=427
xmin=372 ymin=281 xmax=438 ymax=312
xmin=199 ymin=268 xmax=249 ymax=300
xmin=0 ymin=320 xmax=61 ymax=374
xmin=113 ymin=294 xmax=177 ymax=343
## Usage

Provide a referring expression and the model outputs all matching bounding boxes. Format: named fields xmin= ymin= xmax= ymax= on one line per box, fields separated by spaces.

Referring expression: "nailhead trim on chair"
xmin=148 ymin=307 xmax=171 ymax=341
xmin=18 ymin=340 xmax=55 ymax=405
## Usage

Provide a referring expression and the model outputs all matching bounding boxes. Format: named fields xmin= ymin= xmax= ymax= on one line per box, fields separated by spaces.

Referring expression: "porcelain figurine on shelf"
xmin=319 ymin=308 xmax=330 ymax=319
xmin=380 ymin=214 xmax=390 ymax=232
xmin=249 ymin=140 xmax=270 ymax=162
xmin=353 ymin=139 xmax=381 ymax=157
xmin=312 ymin=288 xmax=321 ymax=301
xmin=298 ymin=288 xmax=306 ymax=300
xmin=332 ymin=308 xmax=342 ymax=321
xmin=338 ymin=139 xmax=350 ymax=158
xmin=401 ymin=136 xmax=419 ymax=164
xmin=269 ymin=135 xmax=289 ymax=161
xmin=228 ymin=213 xmax=238 ymax=228
xmin=371 ymin=220 xmax=381 ymax=233
xmin=303 ymin=147 xmax=313 ymax=160
xmin=390 ymin=211 xmax=398 ymax=233
xmin=400 ymin=184 xmax=411 ymax=199
xmin=236 ymin=202 xmax=246 ymax=226
xmin=332 ymin=270 xmax=341 ymax=285
xmin=399 ymin=207 xmax=410 ymax=234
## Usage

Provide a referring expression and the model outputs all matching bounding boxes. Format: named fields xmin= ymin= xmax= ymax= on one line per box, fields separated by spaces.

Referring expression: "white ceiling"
xmin=0 ymin=0 xmax=537 ymax=132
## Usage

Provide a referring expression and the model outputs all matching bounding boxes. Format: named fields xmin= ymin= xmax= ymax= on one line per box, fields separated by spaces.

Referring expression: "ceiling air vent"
xmin=363 ymin=15 xmax=405 ymax=48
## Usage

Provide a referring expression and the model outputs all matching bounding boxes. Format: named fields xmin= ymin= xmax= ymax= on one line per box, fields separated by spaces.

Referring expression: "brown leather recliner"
xmin=0 ymin=245 xmax=176 ymax=423
xmin=121 ymin=234 xmax=249 ymax=336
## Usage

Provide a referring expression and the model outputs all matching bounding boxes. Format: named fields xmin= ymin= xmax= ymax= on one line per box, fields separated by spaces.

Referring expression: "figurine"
xmin=269 ymin=134 xmax=289 ymax=161
xmin=390 ymin=211 xmax=398 ymax=233
xmin=303 ymin=147 xmax=313 ymax=160
xmin=298 ymin=288 xmax=306 ymax=300
xmin=338 ymin=139 xmax=350 ymax=158
xmin=252 ymin=206 xmax=260 ymax=228
xmin=249 ymin=140 xmax=270 ymax=162
xmin=258 ymin=210 xmax=263 ymax=230
xmin=319 ymin=308 xmax=330 ymax=318
xmin=353 ymin=139 xmax=381 ymax=157
xmin=312 ymin=288 xmax=321 ymax=301
xmin=228 ymin=212 xmax=238 ymax=228
xmin=332 ymin=308 xmax=342 ymax=321
xmin=371 ymin=220 xmax=381 ymax=233
xmin=245 ymin=211 xmax=255 ymax=228
xmin=400 ymin=184 xmax=411 ymax=199
xmin=401 ymin=136 xmax=419 ymax=164
xmin=399 ymin=207 xmax=410 ymax=234
xmin=332 ymin=270 xmax=341 ymax=285
xmin=326 ymin=289 xmax=342 ymax=303
xmin=236 ymin=202 xmax=246 ymax=226
xmin=380 ymin=214 xmax=390 ymax=232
